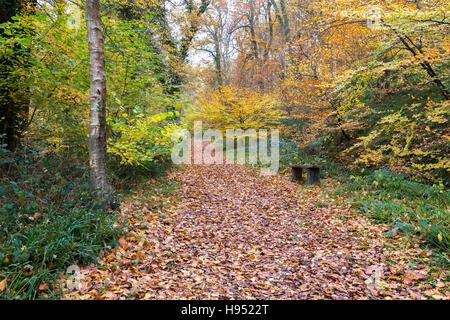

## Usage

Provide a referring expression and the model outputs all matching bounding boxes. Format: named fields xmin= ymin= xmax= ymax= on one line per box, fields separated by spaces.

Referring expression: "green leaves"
xmin=335 ymin=169 xmax=449 ymax=251
xmin=0 ymin=150 xmax=124 ymax=299
xmin=108 ymin=111 xmax=178 ymax=169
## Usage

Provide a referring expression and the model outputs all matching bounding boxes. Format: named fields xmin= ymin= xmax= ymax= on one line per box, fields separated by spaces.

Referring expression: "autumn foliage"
xmin=0 ymin=0 xmax=449 ymax=301
xmin=187 ymin=85 xmax=283 ymax=131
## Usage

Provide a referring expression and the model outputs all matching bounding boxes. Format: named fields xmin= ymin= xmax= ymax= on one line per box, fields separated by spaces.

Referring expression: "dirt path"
xmin=62 ymin=164 xmax=447 ymax=300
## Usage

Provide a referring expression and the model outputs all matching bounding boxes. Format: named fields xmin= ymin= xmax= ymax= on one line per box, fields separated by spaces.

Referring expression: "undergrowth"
xmin=332 ymin=170 xmax=449 ymax=252
xmin=0 ymin=144 xmax=123 ymax=299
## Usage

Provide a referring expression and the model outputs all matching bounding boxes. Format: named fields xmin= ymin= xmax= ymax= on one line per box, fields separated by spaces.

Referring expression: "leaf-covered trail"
xmin=62 ymin=164 xmax=448 ymax=299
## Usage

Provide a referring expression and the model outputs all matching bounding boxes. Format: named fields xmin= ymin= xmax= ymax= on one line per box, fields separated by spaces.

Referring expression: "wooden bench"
xmin=289 ymin=165 xmax=321 ymax=185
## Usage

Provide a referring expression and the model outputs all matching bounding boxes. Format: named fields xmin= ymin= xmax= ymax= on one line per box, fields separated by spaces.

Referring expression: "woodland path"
xmin=63 ymin=164 xmax=440 ymax=299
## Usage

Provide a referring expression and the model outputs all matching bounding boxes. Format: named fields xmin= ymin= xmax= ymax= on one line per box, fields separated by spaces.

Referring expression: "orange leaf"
xmin=39 ymin=283 xmax=49 ymax=291
xmin=0 ymin=279 xmax=6 ymax=292
xmin=118 ymin=238 xmax=127 ymax=248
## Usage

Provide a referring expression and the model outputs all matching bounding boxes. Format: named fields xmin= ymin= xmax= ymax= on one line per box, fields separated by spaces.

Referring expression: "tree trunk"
xmin=153 ymin=0 xmax=210 ymax=96
xmin=248 ymin=0 xmax=259 ymax=60
xmin=279 ymin=0 xmax=290 ymax=41
xmin=85 ymin=0 xmax=112 ymax=201
xmin=270 ymin=0 xmax=290 ymax=42
xmin=213 ymin=33 xmax=223 ymax=87
xmin=264 ymin=0 xmax=273 ymax=60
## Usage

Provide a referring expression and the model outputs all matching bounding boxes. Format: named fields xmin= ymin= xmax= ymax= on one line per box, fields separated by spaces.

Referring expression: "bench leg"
xmin=306 ymin=168 xmax=320 ymax=185
xmin=291 ymin=167 xmax=304 ymax=182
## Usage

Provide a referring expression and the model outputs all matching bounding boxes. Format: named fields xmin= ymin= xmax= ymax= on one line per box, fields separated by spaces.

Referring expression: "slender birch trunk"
xmin=85 ymin=0 xmax=112 ymax=201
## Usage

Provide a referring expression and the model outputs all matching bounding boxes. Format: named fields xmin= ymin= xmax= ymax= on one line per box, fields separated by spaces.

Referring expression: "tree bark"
xmin=269 ymin=0 xmax=290 ymax=42
xmin=264 ymin=0 xmax=274 ymax=60
xmin=248 ymin=0 xmax=259 ymax=60
xmin=85 ymin=0 xmax=112 ymax=201
xmin=279 ymin=0 xmax=290 ymax=41
xmin=213 ymin=33 xmax=223 ymax=86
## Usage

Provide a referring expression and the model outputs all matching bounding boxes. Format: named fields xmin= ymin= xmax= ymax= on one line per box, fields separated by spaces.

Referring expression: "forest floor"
xmin=61 ymin=164 xmax=449 ymax=300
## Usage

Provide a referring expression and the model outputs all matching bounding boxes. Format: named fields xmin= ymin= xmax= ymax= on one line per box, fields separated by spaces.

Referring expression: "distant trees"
xmin=195 ymin=0 xmax=243 ymax=87
xmin=187 ymin=85 xmax=283 ymax=131
xmin=152 ymin=0 xmax=212 ymax=94
xmin=187 ymin=0 xmax=449 ymax=182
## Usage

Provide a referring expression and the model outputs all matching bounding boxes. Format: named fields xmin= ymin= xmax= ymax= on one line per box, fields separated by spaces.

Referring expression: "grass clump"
xmin=0 ymin=145 xmax=124 ymax=299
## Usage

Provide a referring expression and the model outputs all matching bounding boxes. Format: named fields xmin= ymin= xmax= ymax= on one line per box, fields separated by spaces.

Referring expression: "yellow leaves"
xmin=437 ymin=233 xmax=443 ymax=243
xmin=413 ymin=149 xmax=426 ymax=156
xmin=187 ymin=85 xmax=284 ymax=131
xmin=107 ymin=111 xmax=176 ymax=167
xmin=0 ymin=279 xmax=6 ymax=292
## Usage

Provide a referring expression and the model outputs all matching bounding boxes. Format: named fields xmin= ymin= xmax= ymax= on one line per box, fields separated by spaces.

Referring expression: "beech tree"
xmin=85 ymin=0 xmax=111 ymax=200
